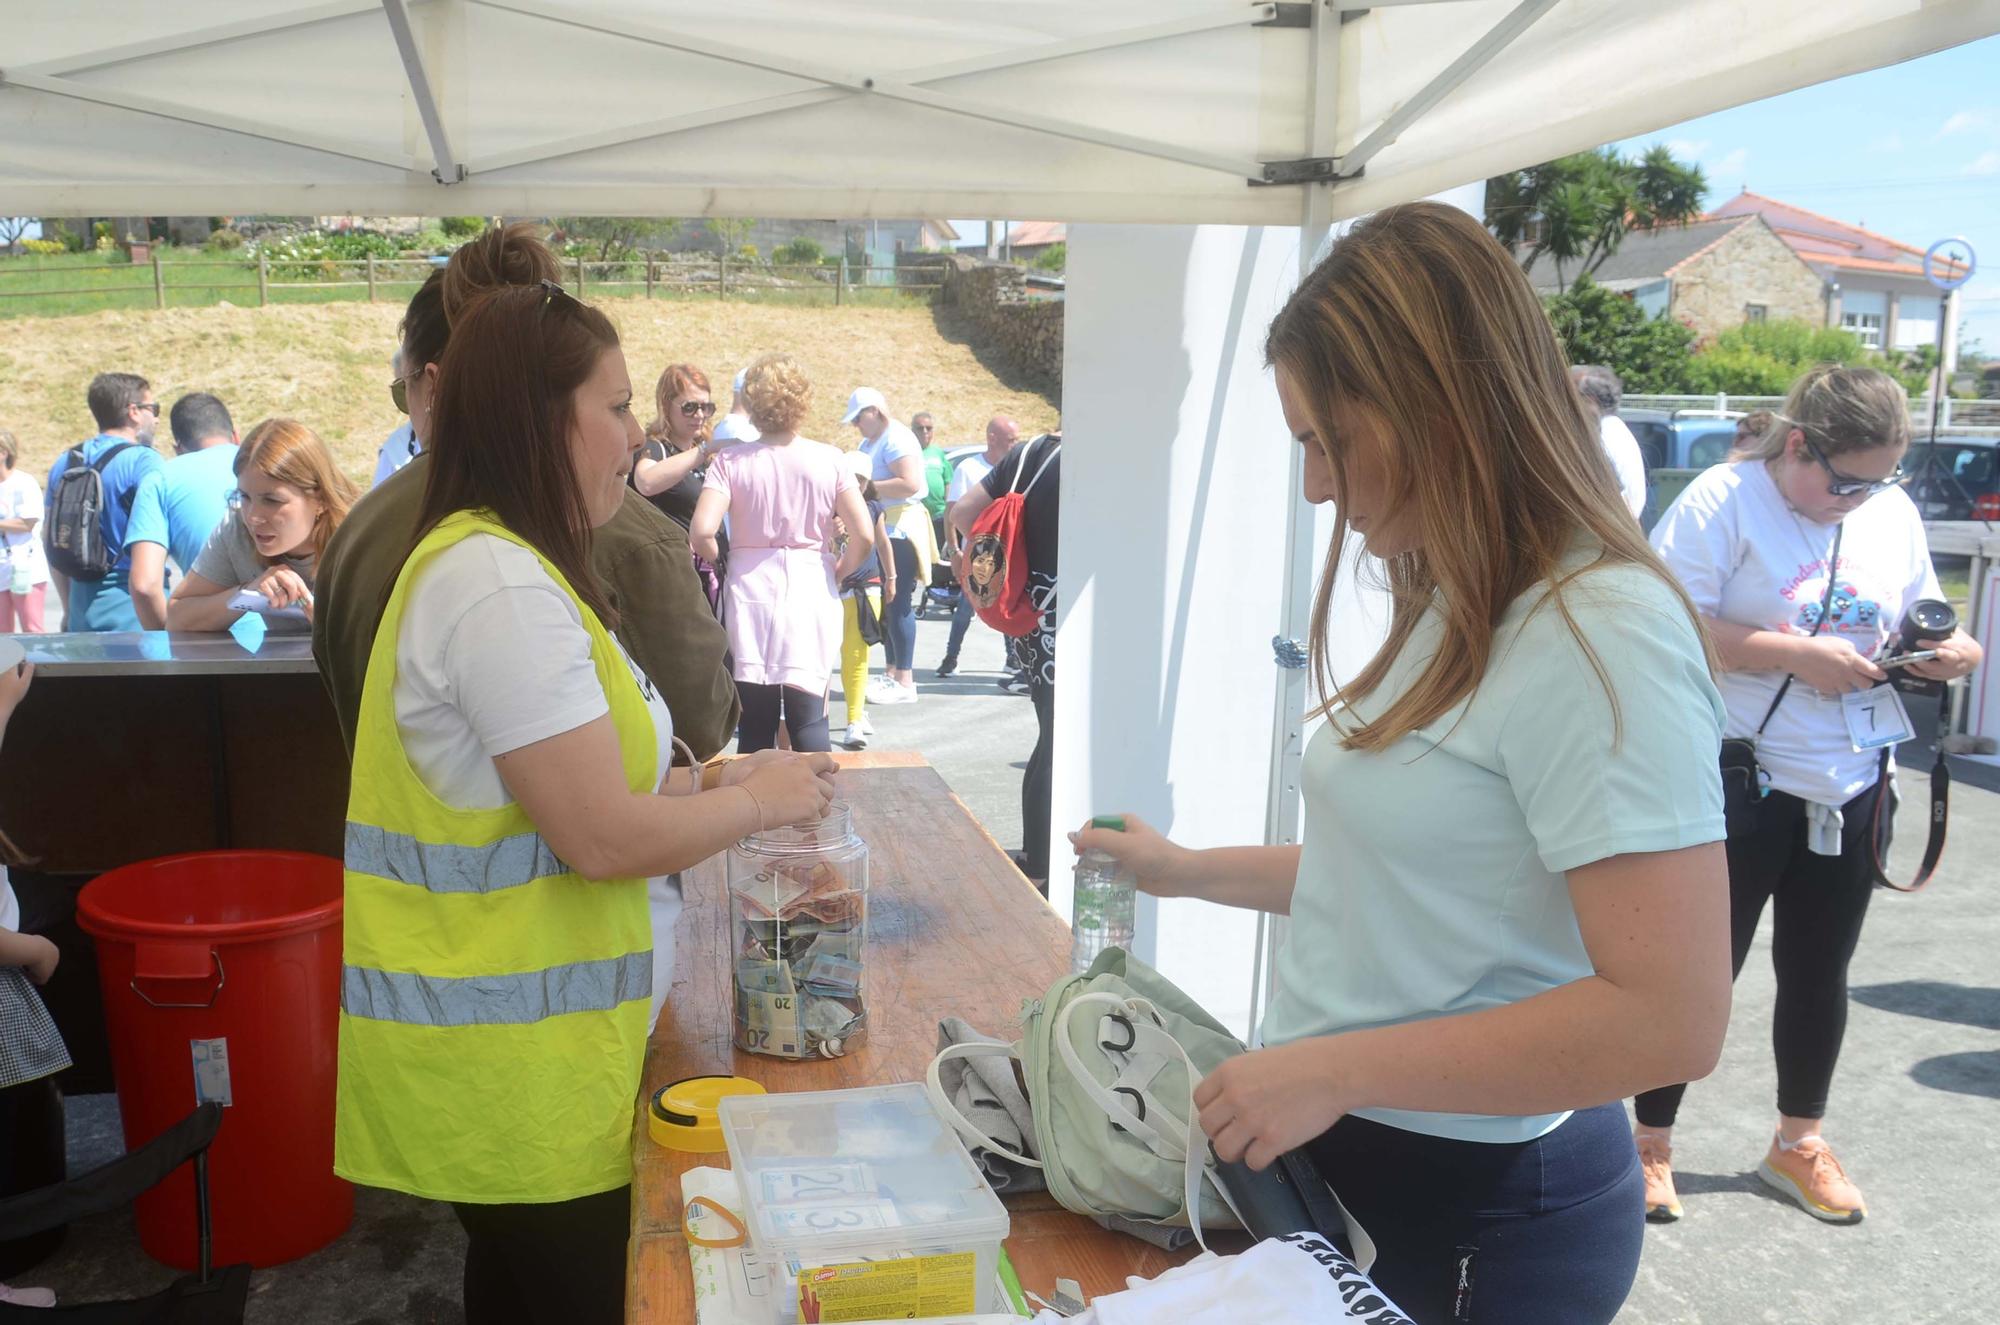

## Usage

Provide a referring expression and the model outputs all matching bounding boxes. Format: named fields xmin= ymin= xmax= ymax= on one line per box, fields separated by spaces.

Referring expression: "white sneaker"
xmin=864 ymin=675 xmax=900 ymax=701
xmin=842 ymin=715 xmax=872 ymax=750
xmin=0 ymin=1284 xmax=57 ymax=1308
xmin=872 ymin=681 xmax=917 ymax=706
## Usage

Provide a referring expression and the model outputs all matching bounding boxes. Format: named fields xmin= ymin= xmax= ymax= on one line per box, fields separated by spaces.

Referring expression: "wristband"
xmin=733 ymin=782 xmax=769 ymax=832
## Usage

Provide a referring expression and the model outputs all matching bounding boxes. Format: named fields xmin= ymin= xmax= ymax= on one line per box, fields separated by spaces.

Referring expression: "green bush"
xmin=770 ymin=237 xmax=824 ymax=267
xmin=205 ymin=227 xmax=245 ymax=251
xmin=250 ymin=228 xmax=404 ymax=278
xmin=92 ymin=221 xmax=113 ymax=243
xmin=1032 ymin=242 xmax=1066 ymax=272
xmin=1682 ymin=320 xmax=1871 ymax=395
xmin=440 ymin=216 xmax=487 ymax=239
xmin=1543 ymin=275 xmax=1695 ymax=393
xmin=19 ymin=238 xmax=66 ymax=257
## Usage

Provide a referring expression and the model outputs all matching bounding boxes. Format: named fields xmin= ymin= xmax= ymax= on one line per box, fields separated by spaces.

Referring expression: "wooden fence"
xmin=0 ymin=254 xmax=943 ymax=310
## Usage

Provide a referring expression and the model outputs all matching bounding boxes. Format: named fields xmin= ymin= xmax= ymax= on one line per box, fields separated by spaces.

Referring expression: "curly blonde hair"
xmin=740 ymin=352 xmax=813 ymax=436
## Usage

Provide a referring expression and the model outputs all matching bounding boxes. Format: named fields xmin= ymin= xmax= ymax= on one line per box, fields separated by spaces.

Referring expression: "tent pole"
xmin=1249 ymin=0 xmax=1339 ymax=1042
xmin=382 ymin=0 xmax=465 ymax=184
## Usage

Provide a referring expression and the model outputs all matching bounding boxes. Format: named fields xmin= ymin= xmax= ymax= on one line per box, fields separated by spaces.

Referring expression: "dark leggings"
xmin=1307 ymin=1103 xmax=1642 ymax=1324
xmin=452 ymin=1185 xmax=629 ymax=1325
xmin=1635 ymin=779 xmax=1883 ymax=1127
xmin=882 ymin=538 xmax=919 ymax=670
xmin=736 ymin=682 xmax=830 ymax=754
xmin=1021 ymin=681 xmax=1055 ymax=883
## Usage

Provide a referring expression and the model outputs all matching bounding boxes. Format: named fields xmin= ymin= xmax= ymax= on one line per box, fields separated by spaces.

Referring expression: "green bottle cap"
xmin=1090 ymin=815 xmax=1127 ymax=831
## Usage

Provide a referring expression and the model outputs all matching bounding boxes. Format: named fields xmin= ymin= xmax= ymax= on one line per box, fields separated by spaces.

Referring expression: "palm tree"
xmin=1488 ymin=146 xmax=1707 ymax=292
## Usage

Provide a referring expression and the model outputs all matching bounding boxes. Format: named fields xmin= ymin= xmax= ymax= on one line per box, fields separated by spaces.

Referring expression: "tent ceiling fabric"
xmin=4 ymin=0 xmax=1998 ymax=223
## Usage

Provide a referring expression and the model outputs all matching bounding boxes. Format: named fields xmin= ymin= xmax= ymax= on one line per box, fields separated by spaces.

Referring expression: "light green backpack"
xmin=925 ymin=947 xmax=1249 ymax=1248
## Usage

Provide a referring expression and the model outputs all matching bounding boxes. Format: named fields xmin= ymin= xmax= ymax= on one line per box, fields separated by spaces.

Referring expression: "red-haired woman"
xmin=166 ymin=417 xmax=360 ymax=632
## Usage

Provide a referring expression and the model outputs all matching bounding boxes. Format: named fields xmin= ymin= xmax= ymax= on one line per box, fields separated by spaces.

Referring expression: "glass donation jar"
xmin=728 ymin=804 xmax=870 ymax=1060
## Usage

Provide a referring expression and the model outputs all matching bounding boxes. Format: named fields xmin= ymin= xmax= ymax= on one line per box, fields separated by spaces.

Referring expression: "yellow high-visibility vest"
xmin=335 ymin=510 xmax=655 ymax=1203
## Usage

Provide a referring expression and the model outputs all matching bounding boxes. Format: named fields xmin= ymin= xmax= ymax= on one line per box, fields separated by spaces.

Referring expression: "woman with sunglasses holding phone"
xmin=1638 ymin=364 xmax=1981 ymax=1227
xmin=634 ymin=363 xmax=728 ymax=611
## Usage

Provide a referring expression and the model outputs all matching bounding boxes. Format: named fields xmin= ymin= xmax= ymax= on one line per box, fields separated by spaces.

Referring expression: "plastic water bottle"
xmin=1070 ymin=817 xmax=1137 ymax=974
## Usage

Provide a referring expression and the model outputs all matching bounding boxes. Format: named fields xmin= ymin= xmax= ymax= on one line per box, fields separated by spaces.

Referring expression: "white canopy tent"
xmin=5 ymin=1 xmax=1995 ymax=223
xmin=7 ymin=0 xmax=1997 ymax=1035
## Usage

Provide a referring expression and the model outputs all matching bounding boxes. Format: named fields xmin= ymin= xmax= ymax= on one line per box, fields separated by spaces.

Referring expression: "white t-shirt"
xmin=1599 ymin=415 xmax=1648 ymax=519
xmin=372 ymin=423 xmax=421 ymax=489
xmin=0 ymin=867 xmax=19 ymax=933
xmin=861 ymin=420 xmax=923 ymax=538
xmin=1651 ymin=460 xmax=1941 ymax=807
xmin=1262 ymin=555 xmax=1726 ymax=1144
xmin=945 ymin=451 xmax=998 ymax=505
xmin=0 ymin=471 xmax=49 ymax=587
xmin=392 ymin=533 xmax=681 ymax=1024
xmin=711 ymin=412 xmax=761 ymax=446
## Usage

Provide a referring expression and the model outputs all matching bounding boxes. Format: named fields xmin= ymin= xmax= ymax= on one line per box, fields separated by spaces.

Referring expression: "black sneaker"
xmin=935 ymin=655 xmax=959 ymax=678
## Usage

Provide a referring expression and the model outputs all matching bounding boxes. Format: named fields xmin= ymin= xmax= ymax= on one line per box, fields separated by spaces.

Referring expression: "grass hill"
xmin=0 ymin=298 xmax=1059 ymax=483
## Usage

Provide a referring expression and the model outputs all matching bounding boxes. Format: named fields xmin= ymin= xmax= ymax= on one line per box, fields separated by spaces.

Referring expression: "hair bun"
xmin=442 ymin=222 xmax=564 ymax=327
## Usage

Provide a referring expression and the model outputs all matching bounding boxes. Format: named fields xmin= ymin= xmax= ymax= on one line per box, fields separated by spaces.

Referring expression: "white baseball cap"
xmin=732 ymin=369 xmax=747 ymax=394
xmin=841 ymin=387 xmax=886 ymax=425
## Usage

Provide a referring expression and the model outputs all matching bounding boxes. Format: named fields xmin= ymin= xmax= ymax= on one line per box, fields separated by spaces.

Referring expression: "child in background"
xmin=0 ymin=653 xmax=65 ymax=1308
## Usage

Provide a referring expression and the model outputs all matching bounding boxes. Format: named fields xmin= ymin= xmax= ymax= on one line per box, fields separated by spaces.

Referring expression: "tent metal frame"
xmin=2 ymin=0 xmax=1553 ymax=202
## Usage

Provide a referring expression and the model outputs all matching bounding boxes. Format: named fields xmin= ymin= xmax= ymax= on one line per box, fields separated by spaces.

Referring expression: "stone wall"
xmin=901 ymin=253 xmax=1063 ymax=397
xmin=1671 ymin=220 xmax=1826 ymax=341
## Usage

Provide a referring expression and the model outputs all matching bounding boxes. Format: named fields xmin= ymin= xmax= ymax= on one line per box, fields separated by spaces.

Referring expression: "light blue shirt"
xmin=1261 ymin=557 xmax=1725 ymax=1144
xmin=125 ymin=443 xmax=239 ymax=573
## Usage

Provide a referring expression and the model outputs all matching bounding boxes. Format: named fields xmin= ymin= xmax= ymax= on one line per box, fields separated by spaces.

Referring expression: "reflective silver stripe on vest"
xmin=341 ymin=950 xmax=652 ymax=1028
xmin=345 ymin=822 xmax=567 ymax=895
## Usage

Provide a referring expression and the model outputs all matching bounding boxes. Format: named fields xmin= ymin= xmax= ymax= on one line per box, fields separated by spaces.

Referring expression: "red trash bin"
xmin=78 ymin=851 xmax=352 ymax=1269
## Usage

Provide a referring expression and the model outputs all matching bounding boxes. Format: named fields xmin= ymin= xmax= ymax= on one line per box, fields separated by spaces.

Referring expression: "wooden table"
xmin=627 ymin=753 xmax=1200 ymax=1321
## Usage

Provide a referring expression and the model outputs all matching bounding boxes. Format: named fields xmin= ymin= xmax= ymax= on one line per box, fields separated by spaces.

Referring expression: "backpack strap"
xmin=87 ymin=442 xmax=136 ymax=474
xmin=923 ymin=1041 xmax=1044 ymax=1169
xmin=1751 ymin=522 xmax=1843 ymax=744
xmin=1016 ymin=438 xmax=1059 ymax=499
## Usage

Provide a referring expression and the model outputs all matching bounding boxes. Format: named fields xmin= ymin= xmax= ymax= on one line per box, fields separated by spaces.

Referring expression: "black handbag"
xmin=1720 ymin=523 xmax=1841 ymax=838
xmin=845 ymin=576 xmax=883 ymax=647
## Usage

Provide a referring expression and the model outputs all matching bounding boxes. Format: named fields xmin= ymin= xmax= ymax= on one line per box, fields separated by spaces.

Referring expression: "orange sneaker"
xmin=1635 ymin=1130 xmax=1682 ymax=1223
xmin=1758 ymin=1134 xmax=1866 ymax=1224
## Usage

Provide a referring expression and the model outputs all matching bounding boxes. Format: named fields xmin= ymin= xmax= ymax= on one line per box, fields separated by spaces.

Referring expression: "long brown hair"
xmin=234 ymin=417 xmax=360 ymax=561
xmin=1265 ymin=201 xmax=1710 ymax=752
xmin=649 ymin=362 xmax=713 ymax=445
xmin=414 ymin=284 xmax=623 ymax=627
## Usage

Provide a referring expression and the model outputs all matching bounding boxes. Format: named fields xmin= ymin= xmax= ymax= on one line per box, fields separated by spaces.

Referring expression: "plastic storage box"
xmin=719 ymin=1083 xmax=1012 ymax=1324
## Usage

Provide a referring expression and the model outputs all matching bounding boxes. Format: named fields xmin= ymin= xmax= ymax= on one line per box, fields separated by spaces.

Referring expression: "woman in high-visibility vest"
xmin=334 ymin=278 xmax=835 ymax=1325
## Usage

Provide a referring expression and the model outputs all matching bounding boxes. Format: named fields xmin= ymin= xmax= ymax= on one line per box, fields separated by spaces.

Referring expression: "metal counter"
xmin=16 ymin=629 xmax=319 ymax=678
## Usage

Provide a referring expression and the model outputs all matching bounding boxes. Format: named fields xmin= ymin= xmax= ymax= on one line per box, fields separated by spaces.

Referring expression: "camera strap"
xmin=1749 ymin=523 xmax=1844 ymax=745
xmin=1869 ymin=719 xmax=1950 ymax=893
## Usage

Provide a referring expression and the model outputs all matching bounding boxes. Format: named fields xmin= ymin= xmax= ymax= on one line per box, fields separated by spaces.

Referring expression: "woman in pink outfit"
xmin=691 ymin=354 xmax=874 ymax=753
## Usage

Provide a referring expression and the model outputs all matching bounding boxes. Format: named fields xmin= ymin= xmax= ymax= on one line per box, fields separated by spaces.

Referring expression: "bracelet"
xmin=732 ymin=783 xmax=769 ymax=832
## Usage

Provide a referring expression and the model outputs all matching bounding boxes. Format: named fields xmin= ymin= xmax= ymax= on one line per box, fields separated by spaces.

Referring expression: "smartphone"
xmin=1878 ymin=649 xmax=1940 ymax=669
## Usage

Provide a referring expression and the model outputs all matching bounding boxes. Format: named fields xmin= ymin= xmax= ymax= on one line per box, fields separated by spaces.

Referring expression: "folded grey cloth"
xmin=935 ymin=1018 xmax=1198 ymax=1253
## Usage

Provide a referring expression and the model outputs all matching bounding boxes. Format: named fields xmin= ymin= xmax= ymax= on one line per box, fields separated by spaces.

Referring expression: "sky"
xmin=1610 ymin=32 xmax=2000 ymax=354
xmin=956 ymin=33 xmax=2000 ymax=354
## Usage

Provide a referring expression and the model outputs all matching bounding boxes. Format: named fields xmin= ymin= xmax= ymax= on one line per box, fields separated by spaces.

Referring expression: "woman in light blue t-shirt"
xmin=1076 ymin=203 xmax=1732 ymax=1325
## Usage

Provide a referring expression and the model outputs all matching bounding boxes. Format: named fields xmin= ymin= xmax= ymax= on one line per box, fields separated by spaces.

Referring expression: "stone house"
xmin=1706 ymin=190 xmax=1964 ymax=370
xmin=1520 ymin=213 xmax=1824 ymax=341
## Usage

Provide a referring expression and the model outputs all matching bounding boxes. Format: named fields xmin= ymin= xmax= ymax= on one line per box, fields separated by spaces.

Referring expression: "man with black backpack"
xmin=44 ymin=373 xmax=166 ymax=632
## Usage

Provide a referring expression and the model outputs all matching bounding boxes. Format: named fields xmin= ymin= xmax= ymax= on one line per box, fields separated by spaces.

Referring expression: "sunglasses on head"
xmin=1783 ymin=418 xmax=1907 ymax=498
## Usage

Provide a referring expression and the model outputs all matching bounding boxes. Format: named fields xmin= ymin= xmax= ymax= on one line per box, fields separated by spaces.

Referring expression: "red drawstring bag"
xmin=963 ymin=441 xmax=1057 ymax=637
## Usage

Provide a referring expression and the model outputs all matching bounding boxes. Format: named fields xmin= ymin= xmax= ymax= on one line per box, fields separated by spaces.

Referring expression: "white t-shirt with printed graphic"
xmin=1651 ymin=460 xmax=1941 ymax=807
xmin=0 ymin=471 xmax=49 ymax=588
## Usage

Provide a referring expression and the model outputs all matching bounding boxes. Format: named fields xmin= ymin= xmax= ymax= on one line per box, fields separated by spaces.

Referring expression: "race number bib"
xmin=1842 ymin=685 xmax=1914 ymax=752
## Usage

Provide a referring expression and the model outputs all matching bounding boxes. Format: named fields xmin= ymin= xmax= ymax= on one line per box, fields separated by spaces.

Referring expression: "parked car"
xmin=1620 ymin=408 xmax=1742 ymax=474
xmin=1622 ymin=409 xmax=1743 ymax=531
xmin=1904 ymin=434 xmax=2000 ymax=523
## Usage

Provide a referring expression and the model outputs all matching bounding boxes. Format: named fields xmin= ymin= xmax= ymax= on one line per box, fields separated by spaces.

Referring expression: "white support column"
xmin=1053 ymin=221 xmax=1313 ymax=1035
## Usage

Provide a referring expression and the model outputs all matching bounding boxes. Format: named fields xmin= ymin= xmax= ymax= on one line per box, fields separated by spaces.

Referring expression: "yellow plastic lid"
xmin=649 ymin=1075 xmax=767 ymax=1152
